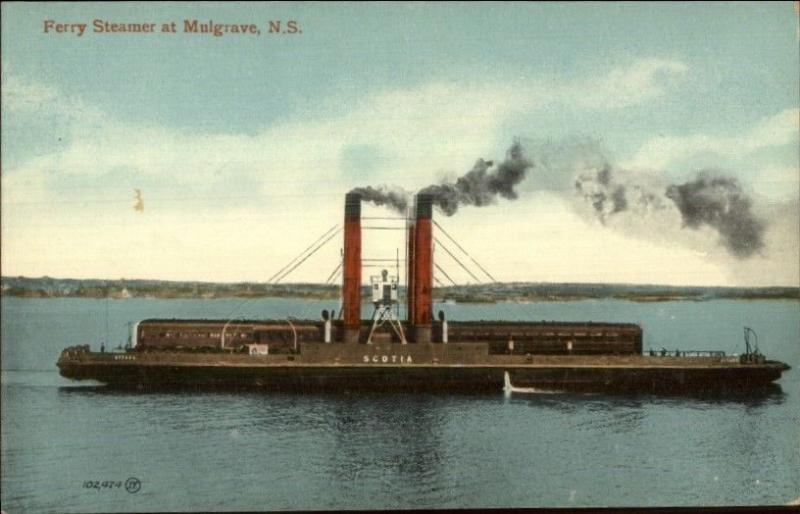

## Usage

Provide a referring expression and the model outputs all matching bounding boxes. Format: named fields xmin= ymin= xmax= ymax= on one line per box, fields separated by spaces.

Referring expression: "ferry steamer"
xmin=58 ymin=193 xmax=790 ymax=393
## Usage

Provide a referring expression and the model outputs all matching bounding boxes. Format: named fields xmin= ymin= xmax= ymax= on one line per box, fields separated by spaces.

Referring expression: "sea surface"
xmin=2 ymin=296 xmax=798 ymax=512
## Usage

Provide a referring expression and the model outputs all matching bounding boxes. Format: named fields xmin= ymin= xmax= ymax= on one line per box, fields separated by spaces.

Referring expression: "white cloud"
xmin=2 ymin=76 xmax=518 ymax=281
xmin=566 ymin=58 xmax=688 ymax=110
xmin=3 ymin=58 xmax=688 ymax=197
xmin=5 ymin=58 xmax=729 ymax=283
xmin=753 ymin=165 xmax=800 ymax=200
xmin=3 ymin=81 xmax=513 ymax=191
xmin=2 ymin=75 xmax=59 ymax=112
xmin=623 ymin=108 xmax=799 ymax=171
xmin=2 ymin=74 xmax=104 ymax=123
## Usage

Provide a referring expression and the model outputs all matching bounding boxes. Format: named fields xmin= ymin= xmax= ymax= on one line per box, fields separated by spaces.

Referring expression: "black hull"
xmin=58 ymin=362 xmax=787 ymax=395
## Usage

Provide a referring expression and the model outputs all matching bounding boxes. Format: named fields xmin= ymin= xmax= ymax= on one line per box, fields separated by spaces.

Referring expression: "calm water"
xmin=2 ymin=297 xmax=798 ymax=511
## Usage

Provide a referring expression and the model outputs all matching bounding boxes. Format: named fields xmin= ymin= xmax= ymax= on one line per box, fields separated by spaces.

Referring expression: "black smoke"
xmin=665 ymin=173 xmax=765 ymax=258
xmin=574 ymin=163 xmax=630 ymax=223
xmin=571 ymin=158 xmax=765 ymax=259
xmin=420 ymin=141 xmax=533 ymax=216
xmin=348 ymin=185 xmax=409 ymax=213
xmin=349 ymin=138 xmax=768 ymax=260
xmin=350 ymin=141 xmax=532 ymax=216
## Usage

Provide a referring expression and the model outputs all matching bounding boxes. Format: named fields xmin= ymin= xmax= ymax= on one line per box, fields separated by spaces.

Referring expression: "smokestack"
xmin=342 ymin=193 xmax=362 ymax=343
xmin=406 ymin=214 xmax=416 ymax=326
xmin=412 ymin=194 xmax=433 ymax=343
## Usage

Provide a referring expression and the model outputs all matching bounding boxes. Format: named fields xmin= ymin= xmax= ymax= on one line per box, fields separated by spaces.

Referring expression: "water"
xmin=2 ymin=297 xmax=798 ymax=511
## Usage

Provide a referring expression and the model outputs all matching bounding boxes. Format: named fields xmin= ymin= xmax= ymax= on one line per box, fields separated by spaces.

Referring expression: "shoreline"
xmin=3 ymin=276 xmax=798 ymax=302
xmin=2 ymin=292 xmax=798 ymax=302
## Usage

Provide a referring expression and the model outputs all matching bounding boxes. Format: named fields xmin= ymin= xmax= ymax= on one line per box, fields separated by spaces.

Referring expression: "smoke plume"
xmin=351 ymin=141 xmax=532 ymax=216
xmin=573 ymin=162 xmax=664 ymax=223
xmin=349 ymin=137 xmax=770 ymax=260
xmin=665 ymin=174 xmax=765 ymax=258
xmin=348 ymin=185 xmax=408 ymax=213
xmin=420 ymin=141 xmax=533 ymax=216
xmin=574 ymin=164 xmax=628 ymax=222
xmin=565 ymin=150 xmax=766 ymax=258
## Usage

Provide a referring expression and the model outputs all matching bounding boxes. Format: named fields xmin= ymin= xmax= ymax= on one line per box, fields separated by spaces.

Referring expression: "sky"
xmin=1 ymin=2 xmax=798 ymax=287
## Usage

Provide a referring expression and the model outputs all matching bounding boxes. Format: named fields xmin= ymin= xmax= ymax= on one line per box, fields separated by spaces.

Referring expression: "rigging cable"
xmin=272 ymin=228 xmax=342 ymax=284
xmin=222 ymin=224 xmax=341 ymax=320
xmin=433 ymin=219 xmax=497 ymax=282
xmin=434 ymin=262 xmax=458 ymax=286
xmin=326 ymin=269 xmax=342 ymax=285
xmin=325 ymin=261 xmax=342 ymax=284
xmin=434 ymin=237 xmax=482 ymax=284
xmin=266 ymin=224 xmax=339 ymax=283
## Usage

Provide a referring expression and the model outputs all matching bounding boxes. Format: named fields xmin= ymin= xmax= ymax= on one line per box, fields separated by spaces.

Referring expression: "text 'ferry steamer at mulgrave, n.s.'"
xmin=57 ymin=193 xmax=790 ymax=393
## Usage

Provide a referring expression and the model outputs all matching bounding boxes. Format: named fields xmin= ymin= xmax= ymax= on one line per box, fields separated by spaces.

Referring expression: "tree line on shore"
xmin=2 ymin=276 xmax=798 ymax=302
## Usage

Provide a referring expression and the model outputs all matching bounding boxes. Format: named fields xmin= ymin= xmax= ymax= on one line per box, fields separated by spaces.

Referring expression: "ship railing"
xmin=647 ymin=349 xmax=726 ymax=358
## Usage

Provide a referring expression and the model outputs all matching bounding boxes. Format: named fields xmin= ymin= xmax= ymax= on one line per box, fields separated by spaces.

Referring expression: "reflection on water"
xmin=323 ymin=394 xmax=448 ymax=500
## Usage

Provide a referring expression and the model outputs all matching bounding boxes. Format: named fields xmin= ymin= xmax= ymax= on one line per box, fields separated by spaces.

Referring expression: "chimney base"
xmin=413 ymin=325 xmax=432 ymax=344
xmin=343 ymin=328 xmax=360 ymax=344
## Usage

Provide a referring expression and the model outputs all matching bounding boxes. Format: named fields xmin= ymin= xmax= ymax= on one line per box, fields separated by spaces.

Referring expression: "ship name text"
xmin=363 ymin=355 xmax=413 ymax=364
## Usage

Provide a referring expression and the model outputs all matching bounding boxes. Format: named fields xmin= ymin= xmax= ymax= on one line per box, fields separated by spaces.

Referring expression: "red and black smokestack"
xmin=343 ymin=193 xmax=361 ymax=343
xmin=411 ymin=193 xmax=433 ymax=343
xmin=406 ymin=214 xmax=416 ymax=327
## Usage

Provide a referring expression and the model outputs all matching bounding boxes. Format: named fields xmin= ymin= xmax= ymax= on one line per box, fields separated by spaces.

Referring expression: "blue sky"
xmin=2 ymin=2 xmax=798 ymax=286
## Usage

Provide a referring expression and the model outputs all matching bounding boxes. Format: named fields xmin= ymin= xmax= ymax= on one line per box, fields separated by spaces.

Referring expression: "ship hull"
xmin=57 ymin=346 xmax=788 ymax=394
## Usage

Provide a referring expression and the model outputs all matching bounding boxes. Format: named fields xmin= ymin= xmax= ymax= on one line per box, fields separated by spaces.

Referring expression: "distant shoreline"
xmin=2 ymin=276 xmax=798 ymax=302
